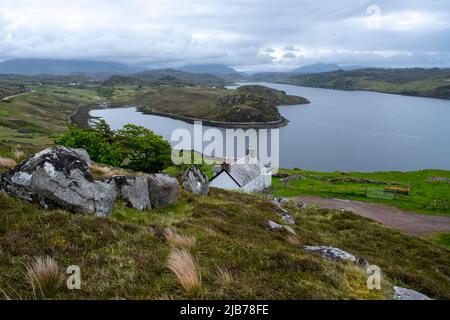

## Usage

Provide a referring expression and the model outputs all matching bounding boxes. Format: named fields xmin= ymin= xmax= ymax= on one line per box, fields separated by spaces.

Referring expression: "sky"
xmin=0 ymin=0 xmax=449 ymax=71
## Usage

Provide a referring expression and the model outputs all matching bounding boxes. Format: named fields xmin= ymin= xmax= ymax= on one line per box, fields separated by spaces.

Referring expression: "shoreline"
xmin=70 ymin=104 xmax=291 ymax=129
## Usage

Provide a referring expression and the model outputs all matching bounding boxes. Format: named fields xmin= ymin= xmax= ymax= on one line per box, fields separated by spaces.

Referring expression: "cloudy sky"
xmin=0 ymin=0 xmax=449 ymax=71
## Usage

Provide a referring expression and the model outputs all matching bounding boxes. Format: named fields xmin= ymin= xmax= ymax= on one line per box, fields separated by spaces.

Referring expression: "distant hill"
xmin=0 ymin=59 xmax=140 ymax=75
xmin=290 ymin=63 xmax=369 ymax=74
xmin=178 ymin=64 xmax=239 ymax=75
xmin=134 ymin=68 xmax=232 ymax=87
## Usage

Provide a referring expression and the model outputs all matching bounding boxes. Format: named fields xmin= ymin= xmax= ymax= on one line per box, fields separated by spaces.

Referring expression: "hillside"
xmin=248 ymin=68 xmax=450 ymax=100
xmin=134 ymin=85 xmax=309 ymax=126
xmin=133 ymin=69 xmax=231 ymax=88
xmin=0 ymin=59 xmax=140 ymax=76
xmin=179 ymin=64 xmax=239 ymax=75
xmin=0 ymin=176 xmax=448 ymax=299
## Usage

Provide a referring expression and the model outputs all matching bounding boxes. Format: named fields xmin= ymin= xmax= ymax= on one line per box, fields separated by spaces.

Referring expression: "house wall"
xmin=210 ymin=172 xmax=240 ymax=190
xmin=242 ymin=174 xmax=272 ymax=193
xmin=210 ymin=171 xmax=272 ymax=193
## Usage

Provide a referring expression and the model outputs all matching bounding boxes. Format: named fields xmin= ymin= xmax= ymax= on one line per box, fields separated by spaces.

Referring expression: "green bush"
xmin=55 ymin=121 xmax=172 ymax=173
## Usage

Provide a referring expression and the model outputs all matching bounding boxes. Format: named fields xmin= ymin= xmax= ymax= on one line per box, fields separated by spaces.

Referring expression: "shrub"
xmin=55 ymin=121 xmax=172 ymax=173
xmin=115 ymin=124 xmax=172 ymax=173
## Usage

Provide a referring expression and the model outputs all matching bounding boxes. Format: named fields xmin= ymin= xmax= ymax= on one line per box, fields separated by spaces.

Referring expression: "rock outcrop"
xmin=147 ymin=174 xmax=179 ymax=208
xmin=303 ymin=246 xmax=369 ymax=268
xmin=0 ymin=146 xmax=116 ymax=216
xmin=182 ymin=166 xmax=209 ymax=195
xmin=266 ymin=220 xmax=296 ymax=235
xmin=393 ymin=286 xmax=432 ymax=300
xmin=107 ymin=176 xmax=151 ymax=211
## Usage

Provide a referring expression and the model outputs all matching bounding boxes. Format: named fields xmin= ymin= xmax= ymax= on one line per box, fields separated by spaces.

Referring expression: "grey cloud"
xmin=0 ymin=0 xmax=449 ymax=70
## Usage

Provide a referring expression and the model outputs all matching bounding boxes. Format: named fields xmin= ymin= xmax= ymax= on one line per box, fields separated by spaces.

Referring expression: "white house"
xmin=209 ymin=149 xmax=272 ymax=193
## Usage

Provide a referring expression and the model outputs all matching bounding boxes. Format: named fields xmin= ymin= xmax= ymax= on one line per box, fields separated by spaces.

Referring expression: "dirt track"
xmin=289 ymin=195 xmax=450 ymax=236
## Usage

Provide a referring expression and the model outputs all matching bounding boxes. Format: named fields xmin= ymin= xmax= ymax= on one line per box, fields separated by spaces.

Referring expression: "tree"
xmin=115 ymin=124 xmax=172 ymax=173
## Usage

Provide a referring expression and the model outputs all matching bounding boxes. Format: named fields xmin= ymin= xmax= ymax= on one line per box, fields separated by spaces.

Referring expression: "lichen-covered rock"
xmin=303 ymin=246 xmax=369 ymax=269
xmin=147 ymin=174 xmax=179 ymax=208
xmin=69 ymin=148 xmax=91 ymax=166
xmin=107 ymin=176 xmax=150 ymax=211
xmin=393 ymin=286 xmax=432 ymax=300
xmin=267 ymin=220 xmax=296 ymax=235
xmin=182 ymin=166 xmax=209 ymax=195
xmin=280 ymin=209 xmax=295 ymax=225
xmin=0 ymin=146 xmax=116 ymax=216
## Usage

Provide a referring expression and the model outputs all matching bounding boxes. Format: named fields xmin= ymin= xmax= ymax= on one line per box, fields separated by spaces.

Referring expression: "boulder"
xmin=0 ymin=146 xmax=116 ymax=216
xmin=69 ymin=148 xmax=91 ymax=166
xmin=393 ymin=286 xmax=432 ymax=300
xmin=267 ymin=220 xmax=296 ymax=235
xmin=182 ymin=166 xmax=209 ymax=195
xmin=303 ymin=246 xmax=369 ymax=268
xmin=107 ymin=176 xmax=150 ymax=211
xmin=147 ymin=174 xmax=179 ymax=208
xmin=280 ymin=208 xmax=295 ymax=225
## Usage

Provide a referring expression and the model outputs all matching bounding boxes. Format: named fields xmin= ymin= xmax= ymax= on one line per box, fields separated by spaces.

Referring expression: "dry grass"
xmin=202 ymin=226 xmax=218 ymax=237
xmin=12 ymin=146 xmax=25 ymax=161
xmin=164 ymin=227 xmax=196 ymax=248
xmin=217 ymin=267 xmax=234 ymax=286
xmin=90 ymin=163 xmax=130 ymax=178
xmin=286 ymin=235 xmax=302 ymax=246
xmin=0 ymin=156 xmax=17 ymax=169
xmin=167 ymin=248 xmax=201 ymax=294
xmin=27 ymin=256 xmax=65 ymax=298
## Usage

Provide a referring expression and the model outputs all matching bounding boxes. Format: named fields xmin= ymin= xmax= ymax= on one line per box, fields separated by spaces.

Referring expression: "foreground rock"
xmin=182 ymin=166 xmax=209 ymax=195
xmin=393 ymin=286 xmax=432 ymax=300
xmin=267 ymin=220 xmax=296 ymax=235
xmin=0 ymin=146 xmax=116 ymax=216
xmin=147 ymin=174 xmax=179 ymax=208
xmin=304 ymin=246 xmax=369 ymax=268
xmin=107 ymin=176 xmax=151 ymax=211
xmin=268 ymin=197 xmax=296 ymax=225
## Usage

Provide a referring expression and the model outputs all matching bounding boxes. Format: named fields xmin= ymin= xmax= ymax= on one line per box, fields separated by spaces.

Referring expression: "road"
xmin=2 ymin=90 xmax=35 ymax=101
xmin=289 ymin=195 xmax=450 ymax=236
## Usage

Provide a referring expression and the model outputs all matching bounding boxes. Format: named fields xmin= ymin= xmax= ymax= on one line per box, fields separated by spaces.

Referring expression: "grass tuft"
xmin=0 ymin=156 xmax=16 ymax=169
xmin=168 ymin=248 xmax=201 ymax=294
xmin=164 ymin=227 xmax=196 ymax=248
xmin=27 ymin=256 xmax=65 ymax=298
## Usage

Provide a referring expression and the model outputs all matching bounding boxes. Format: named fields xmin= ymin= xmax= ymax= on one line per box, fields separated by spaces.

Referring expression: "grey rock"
xmin=147 ymin=174 xmax=179 ymax=208
xmin=296 ymin=201 xmax=306 ymax=208
xmin=108 ymin=176 xmax=150 ymax=211
xmin=280 ymin=208 xmax=295 ymax=225
xmin=267 ymin=220 xmax=296 ymax=235
xmin=304 ymin=246 xmax=358 ymax=264
xmin=182 ymin=166 xmax=209 ymax=195
xmin=69 ymin=148 xmax=91 ymax=166
xmin=393 ymin=286 xmax=432 ymax=300
xmin=0 ymin=146 xmax=116 ymax=216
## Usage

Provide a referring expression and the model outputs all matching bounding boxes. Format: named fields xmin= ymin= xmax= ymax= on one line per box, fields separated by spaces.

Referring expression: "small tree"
xmin=115 ymin=124 xmax=172 ymax=173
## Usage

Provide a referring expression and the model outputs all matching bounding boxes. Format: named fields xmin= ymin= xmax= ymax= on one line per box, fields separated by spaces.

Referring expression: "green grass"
xmin=0 ymin=84 xmax=103 ymax=155
xmin=0 ymin=188 xmax=448 ymax=300
xmin=424 ymin=233 xmax=450 ymax=248
xmin=272 ymin=168 xmax=450 ymax=216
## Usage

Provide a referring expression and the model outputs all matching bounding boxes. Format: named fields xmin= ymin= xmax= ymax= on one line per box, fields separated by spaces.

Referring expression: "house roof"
xmin=210 ymin=155 xmax=266 ymax=188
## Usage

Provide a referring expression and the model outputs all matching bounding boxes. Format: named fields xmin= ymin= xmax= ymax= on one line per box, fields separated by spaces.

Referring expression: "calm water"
xmin=90 ymin=82 xmax=450 ymax=172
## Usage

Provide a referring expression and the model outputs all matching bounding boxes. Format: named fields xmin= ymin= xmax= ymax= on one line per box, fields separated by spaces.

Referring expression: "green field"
xmin=272 ymin=169 xmax=450 ymax=216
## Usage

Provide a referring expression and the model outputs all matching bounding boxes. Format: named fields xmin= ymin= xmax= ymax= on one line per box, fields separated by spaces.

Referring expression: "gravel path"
xmin=289 ymin=195 xmax=450 ymax=236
